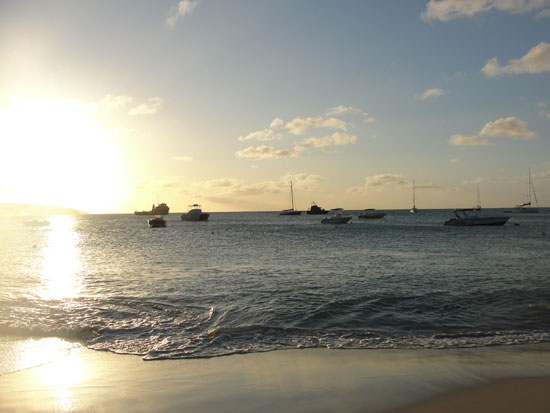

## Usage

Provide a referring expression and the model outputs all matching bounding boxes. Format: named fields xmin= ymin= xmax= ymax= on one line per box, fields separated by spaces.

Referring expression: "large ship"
xmin=134 ymin=203 xmax=170 ymax=215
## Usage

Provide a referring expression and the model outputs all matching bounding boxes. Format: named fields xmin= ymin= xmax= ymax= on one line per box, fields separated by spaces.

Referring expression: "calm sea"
xmin=1 ymin=210 xmax=549 ymax=363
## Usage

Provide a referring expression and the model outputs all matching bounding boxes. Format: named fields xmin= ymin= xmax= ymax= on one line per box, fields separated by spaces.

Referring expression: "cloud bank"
xmin=482 ymin=42 xmax=550 ymax=77
xmin=421 ymin=0 xmax=550 ymax=21
xmin=450 ymin=116 xmax=538 ymax=146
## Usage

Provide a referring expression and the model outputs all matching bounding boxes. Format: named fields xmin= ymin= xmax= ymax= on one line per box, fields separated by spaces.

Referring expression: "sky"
xmin=0 ymin=0 xmax=549 ymax=213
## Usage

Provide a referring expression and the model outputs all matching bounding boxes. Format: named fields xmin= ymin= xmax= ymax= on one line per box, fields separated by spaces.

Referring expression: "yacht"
xmin=511 ymin=169 xmax=539 ymax=213
xmin=135 ymin=203 xmax=170 ymax=215
xmin=358 ymin=209 xmax=386 ymax=219
xmin=280 ymin=181 xmax=301 ymax=215
xmin=444 ymin=209 xmax=509 ymax=226
xmin=321 ymin=213 xmax=352 ymax=225
xmin=306 ymin=202 xmax=328 ymax=215
xmin=181 ymin=204 xmax=210 ymax=221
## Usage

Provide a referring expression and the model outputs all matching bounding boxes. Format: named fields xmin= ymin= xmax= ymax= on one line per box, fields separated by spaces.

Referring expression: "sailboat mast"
xmin=412 ymin=179 xmax=416 ymax=207
xmin=290 ymin=181 xmax=294 ymax=211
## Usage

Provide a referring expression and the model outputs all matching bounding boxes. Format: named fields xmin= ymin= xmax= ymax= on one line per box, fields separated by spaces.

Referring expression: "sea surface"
xmin=1 ymin=209 xmax=549 ymax=368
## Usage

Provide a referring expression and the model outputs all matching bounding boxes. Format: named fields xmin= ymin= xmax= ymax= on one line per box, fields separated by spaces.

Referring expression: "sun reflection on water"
xmin=38 ymin=215 xmax=83 ymax=300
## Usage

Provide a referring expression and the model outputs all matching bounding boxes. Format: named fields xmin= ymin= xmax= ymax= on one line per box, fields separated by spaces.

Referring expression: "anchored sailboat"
xmin=410 ymin=179 xmax=418 ymax=214
xmin=512 ymin=169 xmax=539 ymax=213
xmin=473 ymin=186 xmax=481 ymax=211
xmin=280 ymin=181 xmax=301 ymax=215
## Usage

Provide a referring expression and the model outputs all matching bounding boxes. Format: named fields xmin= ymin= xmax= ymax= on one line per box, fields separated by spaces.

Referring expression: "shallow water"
xmin=1 ymin=209 xmax=549 ymax=364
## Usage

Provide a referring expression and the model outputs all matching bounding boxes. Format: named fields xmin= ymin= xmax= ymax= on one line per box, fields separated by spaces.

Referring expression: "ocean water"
xmin=1 ymin=210 xmax=549 ymax=365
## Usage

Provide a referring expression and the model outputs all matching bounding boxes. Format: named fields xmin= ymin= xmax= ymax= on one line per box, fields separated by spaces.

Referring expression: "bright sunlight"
xmin=0 ymin=96 xmax=127 ymax=213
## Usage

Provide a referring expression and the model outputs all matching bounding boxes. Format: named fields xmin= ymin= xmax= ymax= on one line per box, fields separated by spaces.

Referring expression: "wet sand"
xmin=1 ymin=340 xmax=550 ymax=412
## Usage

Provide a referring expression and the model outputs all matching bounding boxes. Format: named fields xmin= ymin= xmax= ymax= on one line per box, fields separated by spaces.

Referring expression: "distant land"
xmin=0 ymin=203 xmax=88 ymax=216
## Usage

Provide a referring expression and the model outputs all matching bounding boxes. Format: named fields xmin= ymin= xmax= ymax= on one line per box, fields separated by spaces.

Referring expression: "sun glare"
xmin=0 ymin=96 xmax=127 ymax=213
xmin=38 ymin=215 xmax=82 ymax=301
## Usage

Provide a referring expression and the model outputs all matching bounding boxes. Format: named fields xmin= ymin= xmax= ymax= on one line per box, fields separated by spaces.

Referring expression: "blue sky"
xmin=0 ymin=0 xmax=549 ymax=212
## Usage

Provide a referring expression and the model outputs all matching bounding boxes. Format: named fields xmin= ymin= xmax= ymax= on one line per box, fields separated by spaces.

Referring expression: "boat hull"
xmin=280 ymin=210 xmax=301 ymax=216
xmin=358 ymin=212 xmax=386 ymax=219
xmin=444 ymin=217 xmax=509 ymax=226
xmin=321 ymin=216 xmax=352 ymax=224
xmin=181 ymin=213 xmax=210 ymax=221
xmin=148 ymin=218 xmax=166 ymax=228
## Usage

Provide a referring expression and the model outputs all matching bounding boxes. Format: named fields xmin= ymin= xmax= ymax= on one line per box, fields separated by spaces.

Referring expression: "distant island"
xmin=0 ymin=203 xmax=88 ymax=216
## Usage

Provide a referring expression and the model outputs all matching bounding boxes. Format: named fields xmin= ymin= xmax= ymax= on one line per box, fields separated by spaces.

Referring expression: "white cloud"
xmin=348 ymin=173 xmax=409 ymax=193
xmin=270 ymin=117 xmax=283 ymax=128
xmin=193 ymin=174 xmax=323 ymax=203
xmin=238 ymin=128 xmax=281 ymax=142
xmin=128 ymin=97 xmax=163 ymax=116
xmin=416 ymin=88 xmax=446 ymax=100
xmin=285 ymin=116 xmax=347 ymax=135
xmin=482 ymin=42 xmax=550 ymax=77
xmin=303 ymin=132 xmax=357 ymax=148
xmin=450 ymin=134 xmax=493 ymax=146
xmin=96 ymin=94 xmax=133 ymax=111
xmin=235 ymin=145 xmax=304 ymax=160
xmin=173 ymin=155 xmax=193 ymax=161
xmin=479 ymin=116 xmax=538 ymax=138
xmin=325 ymin=105 xmax=376 ymax=123
xmin=421 ymin=0 xmax=550 ymax=21
xmin=167 ymin=0 xmax=199 ymax=27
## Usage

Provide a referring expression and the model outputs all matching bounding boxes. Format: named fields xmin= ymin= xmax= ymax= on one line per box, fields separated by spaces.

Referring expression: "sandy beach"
xmin=1 ymin=340 xmax=550 ymax=412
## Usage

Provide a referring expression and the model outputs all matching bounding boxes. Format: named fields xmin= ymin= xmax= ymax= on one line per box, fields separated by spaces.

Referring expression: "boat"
xmin=181 ymin=204 xmax=210 ymax=221
xmin=321 ymin=213 xmax=352 ymax=225
xmin=410 ymin=179 xmax=418 ymax=213
xmin=280 ymin=181 xmax=301 ymax=215
xmin=148 ymin=216 xmax=166 ymax=228
xmin=306 ymin=202 xmax=328 ymax=215
xmin=358 ymin=209 xmax=386 ymax=219
xmin=473 ymin=186 xmax=481 ymax=211
xmin=510 ymin=169 xmax=539 ymax=213
xmin=23 ymin=219 xmax=50 ymax=227
xmin=444 ymin=209 xmax=509 ymax=226
xmin=135 ymin=203 xmax=170 ymax=215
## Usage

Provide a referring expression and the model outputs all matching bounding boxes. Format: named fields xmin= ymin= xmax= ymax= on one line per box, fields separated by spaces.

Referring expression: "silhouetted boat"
xmin=510 ymin=169 xmax=539 ymax=213
xmin=306 ymin=202 xmax=328 ymax=215
xmin=148 ymin=216 xmax=166 ymax=228
xmin=358 ymin=209 xmax=386 ymax=219
xmin=181 ymin=204 xmax=210 ymax=221
xmin=410 ymin=179 xmax=418 ymax=214
xmin=444 ymin=209 xmax=508 ymax=226
xmin=135 ymin=203 xmax=170 ymax=215
xmin=280 ymin=181 xmax=301 ymax=215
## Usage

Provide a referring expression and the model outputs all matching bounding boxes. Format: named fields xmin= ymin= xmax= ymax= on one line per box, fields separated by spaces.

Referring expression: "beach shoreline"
xmin=2 ymin=340 xmax=550 ymax=412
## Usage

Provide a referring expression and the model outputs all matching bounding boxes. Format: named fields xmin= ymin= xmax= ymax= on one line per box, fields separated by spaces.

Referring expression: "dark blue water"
xmin=1 ymin=210 xmax=549 ymax=360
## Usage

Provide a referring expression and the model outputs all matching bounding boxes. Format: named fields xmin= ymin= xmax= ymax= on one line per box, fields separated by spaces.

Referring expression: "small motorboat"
xmin=444 ymin=209 xmax=509 ymax=226
xmin=148 ymin=216 xmax=166 ymax=228
xmin=181 ymin=204 xmax=209 ymax=221
xmin=321 ymin=213 xmax=352 ymax=225
xmin=358 ymin=209 xmax=386 ymax=219
xmin=306 ymin=202 xmax=328 ymax=215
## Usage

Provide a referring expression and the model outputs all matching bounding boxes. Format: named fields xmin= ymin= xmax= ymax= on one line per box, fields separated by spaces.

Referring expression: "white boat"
xmin=280 ymin=181 xmax=301 ymax=215
xmin=181 ymin=204 xmax=210 ymax=221
xmin=444 ymin=209 xmax=509 ymax=226
xmin=410 ymin=179 xmax=418 ymax=214
xmin=148 ymin=216 xmax=166 ymax=228
xmin=321 ymin=213 xmax=352 ymax=225
xmin=511 ymin=169 xmax=539 ymax=213
xmin=358 ymin=209 xmax=386 ymax=219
